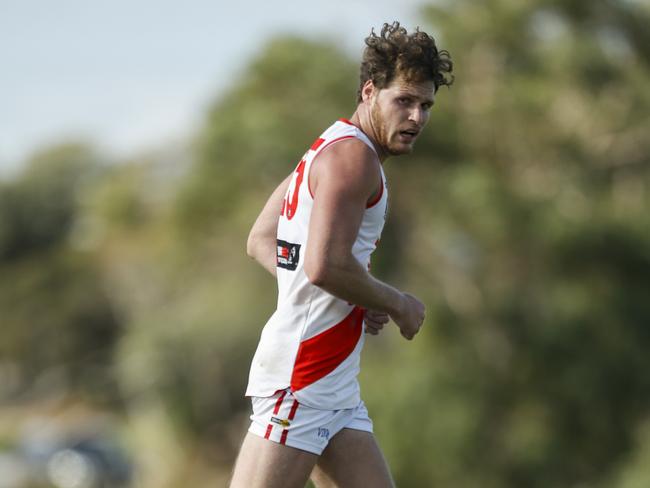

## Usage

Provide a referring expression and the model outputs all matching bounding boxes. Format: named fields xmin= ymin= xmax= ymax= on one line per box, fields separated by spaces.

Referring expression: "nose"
xmin=408 ymin=106 xmax=424 ymax=125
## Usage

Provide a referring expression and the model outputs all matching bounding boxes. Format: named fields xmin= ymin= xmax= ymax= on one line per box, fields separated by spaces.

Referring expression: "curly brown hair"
xmin=357 ymin=22 xmax=454 ymax=103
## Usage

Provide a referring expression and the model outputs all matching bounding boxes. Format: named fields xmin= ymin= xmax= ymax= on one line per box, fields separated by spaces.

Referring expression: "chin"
xmin=388 ymin=144 xmax=414 ymax=156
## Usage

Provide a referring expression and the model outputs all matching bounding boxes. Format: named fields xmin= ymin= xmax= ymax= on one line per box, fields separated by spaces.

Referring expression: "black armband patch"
xmin=277 ymin=239 xmax=301 ymax=271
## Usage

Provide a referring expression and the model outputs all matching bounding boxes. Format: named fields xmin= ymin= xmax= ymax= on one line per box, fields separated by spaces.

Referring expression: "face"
xmin=365 ymin=76 xmax=435 ymax=157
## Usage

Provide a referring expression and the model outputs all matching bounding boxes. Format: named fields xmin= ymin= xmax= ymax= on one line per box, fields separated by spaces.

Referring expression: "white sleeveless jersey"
xmin=245 ymin=119 xmax=388 ymax=410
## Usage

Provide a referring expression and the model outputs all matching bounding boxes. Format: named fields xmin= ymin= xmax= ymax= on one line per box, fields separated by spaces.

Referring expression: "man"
xmin=230 ymin=21 xmax=453 ymax=488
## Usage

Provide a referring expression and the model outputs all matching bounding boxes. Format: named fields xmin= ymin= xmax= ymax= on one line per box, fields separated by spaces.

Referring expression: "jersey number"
xmin=281 ymin=158 xmax=306 ymax=220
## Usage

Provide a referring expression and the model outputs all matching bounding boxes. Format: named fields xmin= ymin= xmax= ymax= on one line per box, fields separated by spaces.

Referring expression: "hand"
xmin=364 ymin=309 xmax=390 ymax=335
xmin=391 ymin=292 xmax=425 ymax=340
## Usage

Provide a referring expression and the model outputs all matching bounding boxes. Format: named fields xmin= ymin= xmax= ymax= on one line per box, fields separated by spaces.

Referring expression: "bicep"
xmin=305 ymin=143 xmax=379 ymax=269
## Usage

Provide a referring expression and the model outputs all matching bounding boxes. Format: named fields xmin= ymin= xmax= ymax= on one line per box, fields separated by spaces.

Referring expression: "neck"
xmin=349 ymin=107 xmax=388 ymax=163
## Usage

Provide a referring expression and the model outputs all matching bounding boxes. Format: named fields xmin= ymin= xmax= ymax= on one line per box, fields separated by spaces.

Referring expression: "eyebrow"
xmin=398 ymin=89 xmax=435 ymax=106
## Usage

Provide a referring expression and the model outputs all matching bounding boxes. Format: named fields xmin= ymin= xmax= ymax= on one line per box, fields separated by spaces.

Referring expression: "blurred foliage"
xmin=0 ymin=144 xmax=121 ymax=403
xmin=174 ymin=36 xmax=358 ymax=236
xmin=0 ymin=144 xmax=99 ymax=259
xmin=364 ymin=1 xmax=650 ymax=486
xmin=2 ymin=0 xmax=650 ymax=486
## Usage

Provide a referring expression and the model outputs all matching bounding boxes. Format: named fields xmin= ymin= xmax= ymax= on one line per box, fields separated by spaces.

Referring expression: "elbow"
xmin=304 ymin=254 xmax=347 ymax=289
xmin=305 ymin=250 xmax=354 ymax=288
xmin=246 ymin=232 xmax=259 ymax=259
xmin=304 ymin=258 xmax=329 ymax=287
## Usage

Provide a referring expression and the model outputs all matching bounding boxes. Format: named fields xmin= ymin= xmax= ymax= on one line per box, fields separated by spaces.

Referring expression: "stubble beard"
xmin=370 ymin=102 xmax=411 ymax=157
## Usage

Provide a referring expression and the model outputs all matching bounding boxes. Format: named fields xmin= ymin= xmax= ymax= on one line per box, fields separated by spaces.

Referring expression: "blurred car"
xmin=0 ymin=432 xmax=133 ymax=488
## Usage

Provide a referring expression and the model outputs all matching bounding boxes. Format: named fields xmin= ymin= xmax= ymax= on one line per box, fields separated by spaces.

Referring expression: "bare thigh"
xmin=310 ymin=428 xmax=395 ymax=488
xmin=229 ymin=432 xmax=318 ymax=488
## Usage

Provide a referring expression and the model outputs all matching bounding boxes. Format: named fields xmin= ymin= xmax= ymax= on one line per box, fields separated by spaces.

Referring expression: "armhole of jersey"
xmin=308 ymin=123 xmax=382 ymax=207
xmin=306 ymin=135 xmax=356 ymax=199
xmin=366 ymin=172 xmax=384 ymax=209
xmin=307 ymin=135 xmax=383 ymax=209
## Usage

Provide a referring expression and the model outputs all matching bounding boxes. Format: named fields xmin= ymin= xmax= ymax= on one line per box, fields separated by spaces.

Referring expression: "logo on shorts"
xmin=317 ymin=427 xmax=330 ymax=440
xmin=271 ymin=417 xmax=291 ymax=427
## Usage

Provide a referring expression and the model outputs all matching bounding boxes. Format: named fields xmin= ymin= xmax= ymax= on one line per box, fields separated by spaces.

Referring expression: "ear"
xmin=361 ymin=79 xmax=376 ymax=103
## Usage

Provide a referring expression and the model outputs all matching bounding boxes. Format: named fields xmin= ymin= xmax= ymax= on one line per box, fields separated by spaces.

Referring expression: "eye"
xmin=397 ymin=97 xmax=410 ymax=105
xmin=422 ymin=102 xmax=433 ymax=111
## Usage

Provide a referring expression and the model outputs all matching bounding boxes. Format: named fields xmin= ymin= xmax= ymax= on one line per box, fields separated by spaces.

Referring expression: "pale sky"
xmin=0 ymin=0 xmax=430 ymax=174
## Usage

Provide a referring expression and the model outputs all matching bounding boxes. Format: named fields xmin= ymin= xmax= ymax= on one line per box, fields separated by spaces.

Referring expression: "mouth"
xmin=398 ymin=129 xmax=419 ymax=143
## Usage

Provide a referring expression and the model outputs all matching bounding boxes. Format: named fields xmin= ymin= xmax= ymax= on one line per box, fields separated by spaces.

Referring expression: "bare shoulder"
xmin=310 ymin=138 xmax=380 ymax=201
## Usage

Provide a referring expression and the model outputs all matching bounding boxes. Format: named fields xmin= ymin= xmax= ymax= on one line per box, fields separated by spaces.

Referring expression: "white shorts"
xmin=248 ymin=388 xmax=373 ymax=455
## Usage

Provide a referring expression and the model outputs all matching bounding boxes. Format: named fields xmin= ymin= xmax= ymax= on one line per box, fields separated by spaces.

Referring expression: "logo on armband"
xmin=277 ymin=240 xmax=301 ymax=271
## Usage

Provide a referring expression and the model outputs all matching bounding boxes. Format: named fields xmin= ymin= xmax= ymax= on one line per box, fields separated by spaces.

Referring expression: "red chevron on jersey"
xmin=291 ymin=306 xmax=364 ymax=391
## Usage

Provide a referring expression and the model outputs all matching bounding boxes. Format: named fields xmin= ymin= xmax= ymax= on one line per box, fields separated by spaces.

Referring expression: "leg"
xmin=229 ymin=432 xmax=318 ymax=488
xmin=310 ymin=428 xmax=395 ymax=488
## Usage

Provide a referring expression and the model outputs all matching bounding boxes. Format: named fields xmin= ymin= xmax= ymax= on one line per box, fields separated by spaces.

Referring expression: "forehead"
xmin=382 ymin=76 xmax=435 ymax=102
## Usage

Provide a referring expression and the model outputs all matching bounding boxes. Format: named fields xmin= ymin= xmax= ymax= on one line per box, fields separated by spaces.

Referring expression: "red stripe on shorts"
xmin=288 ymin=399 xmax=300 ymax=420
xmin=273 ymin=390 xmax=287 ymax=415
xmin=280 ymin=400 xmax=300 ymax=445
xmin=264 ymin=424 xmax=273 ymax=439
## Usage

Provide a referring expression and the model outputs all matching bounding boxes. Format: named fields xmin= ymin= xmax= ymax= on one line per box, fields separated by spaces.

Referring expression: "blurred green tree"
xmin=358 ymin=1 xmax=650 ymax=487
xmin=174 ymin=36 xmax=358 ymax=236
xmin=0 ymin=144 xmax=121 ymax=403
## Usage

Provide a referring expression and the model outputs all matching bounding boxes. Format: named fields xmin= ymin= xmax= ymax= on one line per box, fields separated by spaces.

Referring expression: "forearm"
xmin=248 ymin=237 xmax=277 ymax=277
xmin=308 ymin=255 xmax=403 ymax=316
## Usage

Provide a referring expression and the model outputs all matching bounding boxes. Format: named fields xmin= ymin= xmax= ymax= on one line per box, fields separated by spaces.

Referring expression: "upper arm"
xmin=304 ymin=139 xmax=381 ymax=279
xmin=247 ymin=173 xmax=292 ymax=253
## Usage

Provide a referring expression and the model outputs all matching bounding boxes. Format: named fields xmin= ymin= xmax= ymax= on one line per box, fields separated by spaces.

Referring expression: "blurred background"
xmin=1 ymin=0 xmax=650 ymax=486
